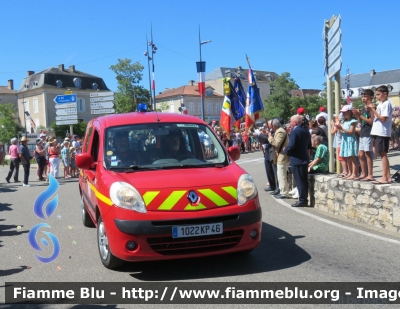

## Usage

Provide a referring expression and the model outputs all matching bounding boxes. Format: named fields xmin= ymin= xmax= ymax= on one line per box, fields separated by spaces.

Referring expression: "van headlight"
xmin=110 ymin=182 xmax=146 ymax=213
xmin=237 ymin=174 xmax=258 ymax=205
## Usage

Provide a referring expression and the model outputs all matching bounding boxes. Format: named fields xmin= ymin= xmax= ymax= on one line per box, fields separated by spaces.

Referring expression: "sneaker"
xmin=23 ymin=184 xmax=31 ymax=187
xmin=292 ymin=192 xmax=299 ymax=199
xmin=289 ymin=187 xmax=297 ymax=195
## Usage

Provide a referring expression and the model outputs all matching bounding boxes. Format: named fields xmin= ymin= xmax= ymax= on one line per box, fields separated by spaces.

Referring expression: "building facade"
xmin=205 ymin=66 xmax=279 ymax=101
xmin=340 ymin=69 xmax=400 ymax=106
xmin=155 ymin=82 xmax=223 ymax=123
xmin=0 ymin=79 xmax=18 ymax=110
xmin=17 ymin=64 xmax=110 ymax=132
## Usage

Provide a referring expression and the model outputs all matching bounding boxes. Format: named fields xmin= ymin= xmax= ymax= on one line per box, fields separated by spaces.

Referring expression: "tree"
xmin=157 ymin=102 xmax=170 ymax=112
xmin=110 ymin=58 xmax=151 ymax=113
xmin=0 ymin=103 xmax=24 ymax=145
xmin=264 ymin=72 xmax=299 ymax=122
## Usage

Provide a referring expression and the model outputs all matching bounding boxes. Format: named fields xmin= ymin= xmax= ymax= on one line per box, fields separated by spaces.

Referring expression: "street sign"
xmin=328 ymin=57 xmax=342 ymax=78
xmin=56 ymin=120 xmax=78 ymax=125
xmin=64 ymin=90 xmax=73 ymax=95
xmin=90 ymin=96 xmax=114 ymax=102
xmin=55 ymin=115 xmax=78 ymax=121
xmin=327 ymin=15 xmax=341 ymax=42
xmin=56 ymin=108 xmax=77 ymax=116
xmin=91 ymin=109 xmax=115 ymax=114
xmin=90 ymin=91 xmax=114 ymax=98
xmin=327 ymin=29 xmax=341 ymax=54
xmin=90 ymin=102 xmax=114 ymax=109
xmin=55 ymin=103 xmax=77 ymax=109
xmin=327 ymin=43 xmax=342 ymax=67
xmin=53 ymin=94 xmax=77 ymax=104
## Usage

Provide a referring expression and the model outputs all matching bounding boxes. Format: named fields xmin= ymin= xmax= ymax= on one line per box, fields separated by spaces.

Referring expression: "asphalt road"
xmin=1 ymin=151 xmax=400 ymax=308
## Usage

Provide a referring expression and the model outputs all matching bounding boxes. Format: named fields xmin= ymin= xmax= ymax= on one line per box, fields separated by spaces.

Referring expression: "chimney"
xmin=58 ymin=64 xmax=64 ymax=71
xmin=69 ymin=65 xmax=75 ymax=73
xmin=8 ymin=79 xmax=14 ymax=90
xmin=370 ymin=69 xmax=376 ymax=76
xmin=27 ymin=71 xmax=35 ymax=76
xmin=189 ymin=80 xmax=195 ymax=86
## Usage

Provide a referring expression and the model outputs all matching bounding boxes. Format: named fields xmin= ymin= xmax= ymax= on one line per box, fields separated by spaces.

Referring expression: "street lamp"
xmin=196 ymin=26 xmax=211 ymax=121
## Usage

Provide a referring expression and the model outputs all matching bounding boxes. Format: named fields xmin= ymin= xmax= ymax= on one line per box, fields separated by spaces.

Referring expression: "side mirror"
xmin=228 ymin=146 xmax=240 ymax=161
xmin=76 ymin=153 xmax=95 ymax=170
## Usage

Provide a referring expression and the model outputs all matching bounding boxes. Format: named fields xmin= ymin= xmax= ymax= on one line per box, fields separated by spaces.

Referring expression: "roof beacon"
xmin=137 ymin=104 xmax=147 ymax=112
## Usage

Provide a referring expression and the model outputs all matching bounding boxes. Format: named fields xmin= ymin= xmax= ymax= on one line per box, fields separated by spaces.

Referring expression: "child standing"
xmin=61 ymin=141 xmax=71 ymax=179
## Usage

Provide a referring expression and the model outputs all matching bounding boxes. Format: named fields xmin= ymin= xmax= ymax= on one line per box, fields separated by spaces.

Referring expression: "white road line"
xmin=274 ymin=198 xmax=400 ymax=245
xmin=237 ymin=158 xmax=264 ymax=164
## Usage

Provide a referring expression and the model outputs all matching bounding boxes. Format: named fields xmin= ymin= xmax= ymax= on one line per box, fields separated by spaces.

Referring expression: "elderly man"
xmin=267 ymin=119 xmax=289 ymax=198
xmin=19 ymin=136 xmax=32 ymax=187
xmin=261 ymin=121 xmax=278 ymax=193
xmin=284 ymin=115 xmax=311 ymax=207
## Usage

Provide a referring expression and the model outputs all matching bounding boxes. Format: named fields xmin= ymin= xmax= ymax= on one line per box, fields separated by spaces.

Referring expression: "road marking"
xmin=274 ymin=198 xmax=400 ymax=245
xmin=236 ymin=158 xmax=264 ymax=164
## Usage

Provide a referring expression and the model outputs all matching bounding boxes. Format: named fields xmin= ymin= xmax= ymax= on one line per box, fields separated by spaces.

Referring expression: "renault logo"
xmin=187 ymin=191 xmax=200 ymax=205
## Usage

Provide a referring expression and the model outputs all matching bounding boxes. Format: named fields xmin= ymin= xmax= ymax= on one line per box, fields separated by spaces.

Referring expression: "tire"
xmin=97 ymin=216 xmax=124 ymax=269
xmin=81 ymin=195 xmax=94 ymax=227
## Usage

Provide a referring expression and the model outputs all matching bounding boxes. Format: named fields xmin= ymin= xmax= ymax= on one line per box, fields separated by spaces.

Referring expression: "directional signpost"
xmin=90 ymin=91 xmax=115 ymax=115
xmin=54 ymin=92 xmax=78 ymax=132
xmin=90 ymin=102 xmax=114 ymax=109
xmin=91 ymin=109 xmax=115 ymax=115
xmin=323 ymin=15 xmax=342 ymax=173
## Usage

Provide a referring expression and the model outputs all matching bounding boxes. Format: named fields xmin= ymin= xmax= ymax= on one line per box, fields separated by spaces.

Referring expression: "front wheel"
xmin=97 ymin=216 xmax=124 ymax=269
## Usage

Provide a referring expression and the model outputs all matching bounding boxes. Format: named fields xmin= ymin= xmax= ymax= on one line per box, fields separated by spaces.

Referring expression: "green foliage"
xmin=264 ymin=72 xmax=299 ymax=122
xmin=157 ymin=102 xmax=170 ymax=112
xmin=110 ymin=58 xmax=151 ymax=113
xmin=3 ymin=159 xmax=9 ymax=166
xmin=50 ymin=121 xmax=88 ymax=139
xmin=0 ymin=103 xmax=24 ymax=145
xmin=351 ymin=98 xmax=364 ymax=110
xmin=263 ymin=73 xmax=328 ymax=123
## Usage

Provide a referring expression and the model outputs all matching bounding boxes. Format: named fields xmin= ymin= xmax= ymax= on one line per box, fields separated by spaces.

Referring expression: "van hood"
xmin=108 ymin=164 xmax=245 ymax=211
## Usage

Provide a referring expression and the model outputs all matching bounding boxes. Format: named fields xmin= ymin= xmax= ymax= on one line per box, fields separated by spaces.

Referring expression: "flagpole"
xmin=151 ymin=24 xmax=156 ymax=111
xmin=146 ymin=34 xmax=152 ymax=108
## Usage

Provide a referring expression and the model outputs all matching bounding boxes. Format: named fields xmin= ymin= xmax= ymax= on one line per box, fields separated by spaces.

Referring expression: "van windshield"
xmin=104 ymin=123 xmax=228 ymax=169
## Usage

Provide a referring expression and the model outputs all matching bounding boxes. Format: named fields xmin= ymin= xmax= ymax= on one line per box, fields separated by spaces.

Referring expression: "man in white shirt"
xmin=72 ymin=135 xmax=82 ymax=154
xmin=367 ymin=85 xmax=392 ymax=184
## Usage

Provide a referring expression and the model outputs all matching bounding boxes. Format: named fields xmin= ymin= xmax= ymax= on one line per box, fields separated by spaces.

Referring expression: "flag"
xmin=346 ymin=82 xmax=352 ymax=105
xmin=234 ymin=77 xmax=246 ymax=128
xmin=220 ymin=78 xmax=245 ymax=137
xmin=245 ymin=67 xmax=264 ymax=129
xmin=25 ymin=111 xmax=36 ymax=132
xmin=196 ymin=61 xmax=206 ymax=96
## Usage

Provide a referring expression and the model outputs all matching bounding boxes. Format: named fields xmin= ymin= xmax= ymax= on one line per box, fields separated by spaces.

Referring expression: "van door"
xmin=83 ymin=122 xmax=101 ymax=219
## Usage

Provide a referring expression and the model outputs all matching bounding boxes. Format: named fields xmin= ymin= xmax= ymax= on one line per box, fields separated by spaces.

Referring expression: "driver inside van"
xmin=108 ymin=131 xmax=141 ymax=167
xmin=162 ymin=130 xmax=192 ymax=160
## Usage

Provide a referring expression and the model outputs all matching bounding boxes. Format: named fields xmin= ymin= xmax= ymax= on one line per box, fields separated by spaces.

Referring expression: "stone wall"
xmin=310 ymin=174 xmax=400 ymax=233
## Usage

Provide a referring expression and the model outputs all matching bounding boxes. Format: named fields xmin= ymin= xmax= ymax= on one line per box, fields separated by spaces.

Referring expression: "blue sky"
xmin=1 ymin=0 xmax=400 ymax=95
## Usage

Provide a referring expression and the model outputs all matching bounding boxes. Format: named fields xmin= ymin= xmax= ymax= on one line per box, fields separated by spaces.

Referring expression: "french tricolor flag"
xmin=196 ymin=61 xmax=206 ymax=96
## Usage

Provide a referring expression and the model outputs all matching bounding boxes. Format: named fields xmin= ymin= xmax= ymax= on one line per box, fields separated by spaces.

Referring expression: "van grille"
xmin=147 ymin=230 xmax=244 ymax=255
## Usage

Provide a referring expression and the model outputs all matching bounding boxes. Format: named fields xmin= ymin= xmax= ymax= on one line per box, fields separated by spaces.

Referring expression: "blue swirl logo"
xmin=28 ymin=174 xmax=60 ymax=263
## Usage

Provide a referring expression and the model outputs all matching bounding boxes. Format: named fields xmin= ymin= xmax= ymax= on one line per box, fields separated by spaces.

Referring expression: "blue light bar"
xmin=137 ymin=104 xmax=147 ymax=112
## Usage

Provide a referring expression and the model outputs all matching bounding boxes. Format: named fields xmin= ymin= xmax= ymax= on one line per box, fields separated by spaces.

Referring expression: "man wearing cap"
xmin=19 ymin=136 xmax=32 ymax=187
xmin=315 ymin=107 xmax=328 ymax=122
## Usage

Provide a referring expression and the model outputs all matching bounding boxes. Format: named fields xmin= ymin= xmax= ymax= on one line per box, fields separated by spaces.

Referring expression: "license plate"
xmin=172 ymin=223 xmax=223 ymax=238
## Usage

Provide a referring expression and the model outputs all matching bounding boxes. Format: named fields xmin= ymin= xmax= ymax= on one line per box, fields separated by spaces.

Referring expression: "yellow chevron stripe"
xmin=184 ymin=203 xmax=207 ymax=211
xmin=198 ymin=189 xmax=228 ymax=206
xmin=89 ymin=182 xmax=113 ymax=206
xmin=158 ymin=190 xmax=187 ymax=210
xmin=222 ymin=186 xmax=237 ymax=199
xmin=143 ymin=191 xmax=160 ymax=207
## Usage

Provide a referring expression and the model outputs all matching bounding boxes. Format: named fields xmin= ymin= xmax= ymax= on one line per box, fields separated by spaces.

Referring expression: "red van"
xmin=77 ymin=108 xmax=261 ymax=269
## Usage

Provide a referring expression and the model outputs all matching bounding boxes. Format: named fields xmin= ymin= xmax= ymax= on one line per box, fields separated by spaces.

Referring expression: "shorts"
xmin=373 ymin=136 xmax=390 ymax=154
xmin=63 ymin=158 xmax=70 ymax=167
xmin=337 ymin=147 xmax=344 ymax=161
xmin=359 ymin=136 xmax=373 ymax=152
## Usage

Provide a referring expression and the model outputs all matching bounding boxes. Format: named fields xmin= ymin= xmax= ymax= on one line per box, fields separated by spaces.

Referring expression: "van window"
xmin=104 ymin=123 xmax=228 ymax=170
xmin=91 ymin=130 xmax=100 ymax=162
